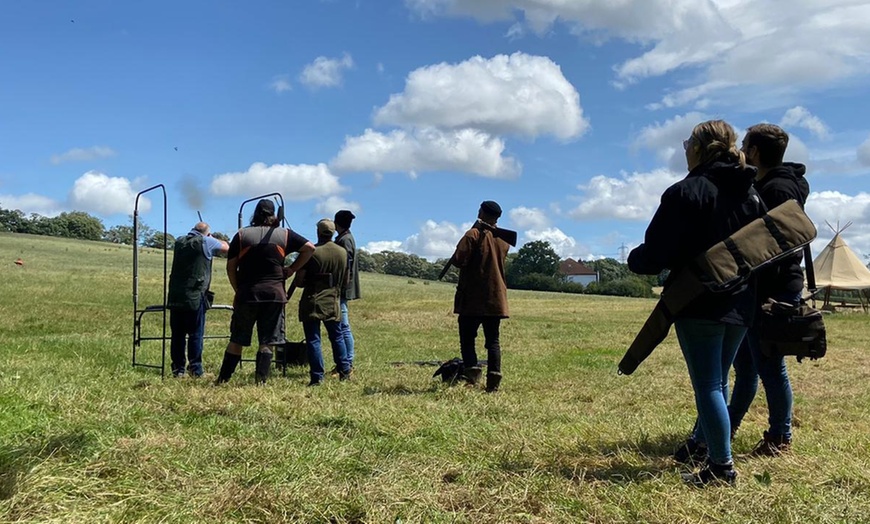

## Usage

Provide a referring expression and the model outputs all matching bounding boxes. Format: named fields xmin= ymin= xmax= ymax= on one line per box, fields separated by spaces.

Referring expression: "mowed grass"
xmin=1 ymin=232 xmax=869 ymax=524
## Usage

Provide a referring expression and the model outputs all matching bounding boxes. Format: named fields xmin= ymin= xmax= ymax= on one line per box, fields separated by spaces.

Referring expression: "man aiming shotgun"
xmin=444 ymin=200 xmax=516 ymax=392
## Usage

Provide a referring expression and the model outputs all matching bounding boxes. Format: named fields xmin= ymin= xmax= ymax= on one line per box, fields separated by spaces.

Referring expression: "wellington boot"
xmin=215 ymin=352 xmax=241 ymax=385
xmin=255 ymin=351 xmax=273 ymax=385
xmin=485 ymin=372 xmax=502 ymax=393
xmin=463 ymin=366 xmax=483 ymax=386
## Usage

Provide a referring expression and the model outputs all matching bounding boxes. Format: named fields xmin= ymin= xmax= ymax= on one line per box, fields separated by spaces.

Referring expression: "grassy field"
xmin=1 ymin=232 xmax=869 ymax=523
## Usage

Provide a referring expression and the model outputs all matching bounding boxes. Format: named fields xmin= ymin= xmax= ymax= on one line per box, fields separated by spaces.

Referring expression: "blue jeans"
xmin=303 ymin=319 xmax=350 ymax=382
xmin=339 ymin=298 xmax=355 ymax=366
xmin=675 ymin=318 xmax=747 ymax=465
xmin=169 ymin=298 xmax=206 ymax=375
xmin=692 ymin=336 xmax=754 ymax=443
xmin=728 ymin=292 xmax=798 ymax=439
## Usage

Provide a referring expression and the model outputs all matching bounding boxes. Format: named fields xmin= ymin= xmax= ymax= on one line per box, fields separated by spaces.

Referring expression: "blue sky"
xmin=3 ymin=0 xmax=870 ymax=260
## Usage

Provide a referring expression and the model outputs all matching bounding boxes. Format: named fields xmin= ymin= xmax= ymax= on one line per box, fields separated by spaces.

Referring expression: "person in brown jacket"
xmin=450 ymin=200 xmax=510 ymax=392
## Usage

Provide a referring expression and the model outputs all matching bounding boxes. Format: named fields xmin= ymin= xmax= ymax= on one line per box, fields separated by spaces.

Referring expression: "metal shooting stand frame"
xmin=131 ymin=185 xmax=233 ymax=378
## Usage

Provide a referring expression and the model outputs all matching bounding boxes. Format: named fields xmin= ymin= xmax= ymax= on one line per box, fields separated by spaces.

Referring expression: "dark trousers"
xmin=458 ymin=315 xmax=501 ymax=373
xmin=169 ymin=298 xmax=206 ymax=375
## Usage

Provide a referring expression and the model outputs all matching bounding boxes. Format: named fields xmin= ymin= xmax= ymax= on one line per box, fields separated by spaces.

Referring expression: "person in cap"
xmin=294 ymin=218 xmax=351 ymax=386
xmin=333 ymin=209 xmax=359 ymax=373
xmin=166 ymin=222 xmax=229 ymax=378
xmin=216 ymin=199 xmax=315 ymax=385
xmin=448 ymin=200 xmax=511 ymax=392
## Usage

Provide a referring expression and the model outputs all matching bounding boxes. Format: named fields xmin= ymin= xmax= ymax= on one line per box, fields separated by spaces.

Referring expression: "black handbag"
xmin=758 ymin=246 xmax=827 ymax=361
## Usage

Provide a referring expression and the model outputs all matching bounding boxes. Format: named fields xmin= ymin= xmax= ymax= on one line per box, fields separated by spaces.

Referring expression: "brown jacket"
xmin=452 ymin=221 xmax=510 ymax=317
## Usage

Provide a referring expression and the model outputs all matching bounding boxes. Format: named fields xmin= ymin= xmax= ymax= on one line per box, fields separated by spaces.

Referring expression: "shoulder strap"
xmin=804 ymin=244 xmax=816 ymax=292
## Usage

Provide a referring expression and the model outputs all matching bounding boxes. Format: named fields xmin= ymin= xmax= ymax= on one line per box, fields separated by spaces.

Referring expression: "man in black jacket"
xmin=735 ymin=123 xmax=809 ymax=455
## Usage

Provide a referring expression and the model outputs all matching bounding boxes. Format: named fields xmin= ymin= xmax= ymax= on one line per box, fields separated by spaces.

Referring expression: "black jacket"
xmin=628 ymin=160 xmax=767 ymax=325
xmin=754 ymin=163 xmax=810 ymax=298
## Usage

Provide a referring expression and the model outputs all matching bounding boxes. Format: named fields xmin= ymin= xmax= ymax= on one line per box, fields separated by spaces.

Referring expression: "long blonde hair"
xmin=690 ymin=120 xmax=746 ymax=168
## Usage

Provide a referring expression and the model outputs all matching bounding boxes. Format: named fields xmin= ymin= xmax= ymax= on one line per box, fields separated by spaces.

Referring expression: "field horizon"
xmin=1 ymin=232 xmax=869 ymax=523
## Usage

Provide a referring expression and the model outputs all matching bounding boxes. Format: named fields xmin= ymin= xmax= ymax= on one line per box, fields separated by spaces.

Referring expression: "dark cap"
xmin=255 ymin=199 xmax=276 ymax=216
xmin=334 ymin=209 xmax=356 ymax=228
xmin=479 ymin=200 xmax=502 ymax=218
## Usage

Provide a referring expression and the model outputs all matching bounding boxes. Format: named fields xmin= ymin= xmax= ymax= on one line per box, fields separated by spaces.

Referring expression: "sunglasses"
xmin=682 ymin=138 xmax=693 ymax=151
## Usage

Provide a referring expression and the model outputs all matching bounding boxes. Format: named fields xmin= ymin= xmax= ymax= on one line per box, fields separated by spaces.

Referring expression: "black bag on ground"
xmin=433 ymin=358 xmax=464 ymax=384
xmin=275 ymin=340 xmax=308 ymax=368
xmin=758 ymin=245 xmax=827 ymax=362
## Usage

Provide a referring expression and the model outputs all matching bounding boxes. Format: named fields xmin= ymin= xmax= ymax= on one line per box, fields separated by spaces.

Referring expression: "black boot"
xmin=681 ymin=460 xmax=737 ymax=487
xmin=463 ymin=366 xmax=482 ymax=386
xmin=485 ymin=372 xmax=502 ymax=393
xmin=215 ymin=352 xmax=241 ymax=385
xmin=673 ymin=437 xmax=708 ymax=465
xmin=255 ymin=350 xmax=273 ymax=385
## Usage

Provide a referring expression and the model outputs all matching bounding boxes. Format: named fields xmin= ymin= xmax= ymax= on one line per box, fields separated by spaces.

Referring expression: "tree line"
xmin=0 ymin=205 xmax=232 ymax=249
xmin=358 ymin=240 xmax=665 ymax=298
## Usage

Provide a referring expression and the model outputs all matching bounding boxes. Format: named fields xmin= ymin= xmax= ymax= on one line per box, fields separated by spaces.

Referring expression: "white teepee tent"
xmin=811 ymin=222 xmax=870 ymax=309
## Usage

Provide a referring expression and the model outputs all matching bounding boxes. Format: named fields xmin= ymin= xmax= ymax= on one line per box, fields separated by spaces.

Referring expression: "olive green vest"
xmin=167 ymin=233 xmax=210 ymax=310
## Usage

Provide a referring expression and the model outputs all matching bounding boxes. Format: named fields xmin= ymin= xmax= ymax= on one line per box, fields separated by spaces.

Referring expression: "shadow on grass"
xmin=362 ymin=383 xmax=442 ymax=396
xmin=0 ymin=431 xmax=94 ymax=500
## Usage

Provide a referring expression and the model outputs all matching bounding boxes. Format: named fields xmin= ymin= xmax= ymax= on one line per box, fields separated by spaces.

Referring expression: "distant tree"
xmin=0 ymin=206 xmax=28 ymax=232
xmin=211 ymin=231 xmax=230 ymax=243
xmin=584 ymin=258 xmax=632 ymax=283
xmin=507 ymin=240 xmax=560 ymax=285
xmin=55 ymin=211 xmax=104 ymax=241
xmin=432 ymin=257 xmax=459 ymax=283
xmin=382 ymin=251 xmax=428 ymax=278
xmin=143 ymin=231 xmax=176 ymax=250
xmin=357 ymin=249 xmax=378 ymax=273
xmin=103 ymin=225 xmax=134 ymax=244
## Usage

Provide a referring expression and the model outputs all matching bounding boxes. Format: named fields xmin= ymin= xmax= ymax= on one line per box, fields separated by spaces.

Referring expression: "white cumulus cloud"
xmin=568 ymin=168 xmax=683 ymax=221
xmin=50 ymin=146 xmax=117 ymax=165
xmin=363 ymin=241 xmax=405 ymax=254
xmin=634 ymin=112 xmax=706 ymax=170
xmin=314 ymin=195 xmax=360 ymax=217
xmin=299 ymin=53 xmax=354 ymax=89
xmin=784 ymin=134 xmax=810 ymax=165
xmin=521 ymin=227 xmax=584 ymax=259
xmin=68 ymin=171 xmax=149 ymax=215
xmin=405 ymin=1 xmax=870 ymax=109
xmin=374 ymin=52 xmax=588 ymax=140
xmin=0 ymin=193 xmax=63 ymax=217
xmin=210 ymin=162 xmax=345 ymax=201
xmin=780 ymin=106 xmax=830 ymax=140
xmin=508 ymin=206 xmax=550 ymax=230
xmin=269 ymin=75 xmax=292 ymax=93
xmin=331 ymin=128 xmax=521 ymax=178
xmin=805 ymin=190 xmax=870 ymax=257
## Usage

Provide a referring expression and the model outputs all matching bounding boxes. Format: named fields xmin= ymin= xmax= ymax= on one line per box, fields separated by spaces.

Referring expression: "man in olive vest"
xmin=167 ymin=222 xmax=229 ymax=378
xmin=296 ymin=219 xmax=350 ymax=386
xmin=334 ymin=209 xmax=359 ymax=371
xmin=216 ymin=200 xmax=315 ymax=385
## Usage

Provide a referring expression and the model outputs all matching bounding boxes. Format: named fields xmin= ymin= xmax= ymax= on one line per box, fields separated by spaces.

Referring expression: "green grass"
xmin=1 ymin=231 xmax=869 ymax=523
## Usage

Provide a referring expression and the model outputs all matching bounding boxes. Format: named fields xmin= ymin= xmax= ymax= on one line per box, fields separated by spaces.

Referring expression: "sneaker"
xmin=307 ymin=378 xmax=323 ymax=387
xmin=329 ymin=367 xmax=340 ymax=378
xmin=673 ymin=438 xmax=708 ymax=465
xmin=338 ymin=370 xmax=352 ymax=382
xmin=172 ymin=370 xmax=186 ymax=379
xmin=681 ymin=461 xmax=737 ymax=487
xmin=750 ymin=431 xmax=791 ymax=457
xmin=187 ymin=366 xmax=204 ymax=378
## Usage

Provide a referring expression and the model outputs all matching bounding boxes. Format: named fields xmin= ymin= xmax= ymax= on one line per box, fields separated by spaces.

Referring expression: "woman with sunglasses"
xmin=628 ymin=120 xmax=766 ymax=486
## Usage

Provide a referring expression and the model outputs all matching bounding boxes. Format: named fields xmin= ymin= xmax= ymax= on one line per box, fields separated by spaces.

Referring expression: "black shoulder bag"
xmin=758 ymin=245 xmax=827 ymax=362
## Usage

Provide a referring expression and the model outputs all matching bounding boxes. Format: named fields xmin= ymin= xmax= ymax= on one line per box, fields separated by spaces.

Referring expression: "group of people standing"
xmin=167 ymin=201 xmax=362 ymax=387
xmin=629 ymin=121 xmax=809 ymax=486
xmin=166 ymin=118 xmax=809 ymax=488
